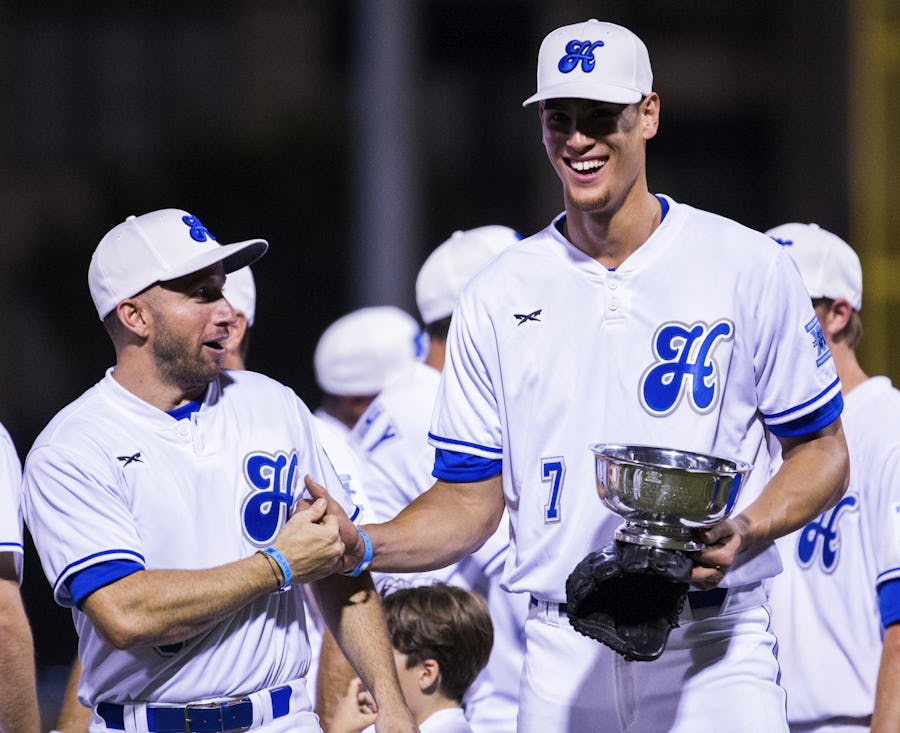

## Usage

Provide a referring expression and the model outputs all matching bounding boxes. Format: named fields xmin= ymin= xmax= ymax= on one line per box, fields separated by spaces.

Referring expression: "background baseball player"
xmin=221 ymin=264 xmax=258 ymax=370
xmin=765 ymin=222 xmax=900 ymax=732
xmin=354 ymin=225 xmax=526 ymax=733
xmin=313 ymin=306 xmax=425 ymax=434
xmin=310 ymin=19 xmax=850 ymax=733
xmin=317 ymin=226 xmax=526 ymax=733
xmin=0 ymin=421 xmax=41 ymax=733
xmin=309 ymin=305 xmax=424 ymax=713
xmin=22 ymin=209 xmax=416 ymax=733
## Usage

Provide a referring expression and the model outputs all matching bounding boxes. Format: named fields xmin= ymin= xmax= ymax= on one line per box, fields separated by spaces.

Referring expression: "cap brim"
xmin=158 ymin=239 xmax=269 ymax=286
xmin=523 ymin=81 xmax=645 ymax=107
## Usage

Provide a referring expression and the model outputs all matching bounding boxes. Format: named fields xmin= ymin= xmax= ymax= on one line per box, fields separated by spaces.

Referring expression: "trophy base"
xmin=615 ymin=522 xmax=704 ymax=552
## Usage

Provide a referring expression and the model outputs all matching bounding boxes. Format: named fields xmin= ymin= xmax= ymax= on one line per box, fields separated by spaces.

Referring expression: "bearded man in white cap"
xmin=310 ymin=19 xmax=849 ymax=733
xmin=766 ymin=223 xmax=900 ymax=733
xmin=22 ymin=209 xmax=416 ymax=733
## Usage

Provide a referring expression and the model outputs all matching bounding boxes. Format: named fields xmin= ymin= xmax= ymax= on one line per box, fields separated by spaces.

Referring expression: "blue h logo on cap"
xmin=181 ymin=215 xmax=218 ymax=243
xmin=559 ymin=39 xmax=605 ymax=73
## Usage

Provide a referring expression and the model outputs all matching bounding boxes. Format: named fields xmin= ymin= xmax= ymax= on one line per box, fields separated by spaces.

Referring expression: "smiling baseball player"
xmin=347 ymin=226 xmax=527 ymax=733
xmin=310 ymin=20 xmax=850 ymax=733
xmin=22 ymin=209 xmax=415 ymax=733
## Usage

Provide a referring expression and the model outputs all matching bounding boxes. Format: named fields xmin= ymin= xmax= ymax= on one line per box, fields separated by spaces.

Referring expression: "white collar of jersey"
xmin=100 ymin=368 xmax=217 ymax=426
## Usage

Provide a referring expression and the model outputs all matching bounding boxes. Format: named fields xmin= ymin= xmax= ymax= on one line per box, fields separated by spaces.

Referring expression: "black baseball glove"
xmin=564 ymin=540 xmax=692 ymax=662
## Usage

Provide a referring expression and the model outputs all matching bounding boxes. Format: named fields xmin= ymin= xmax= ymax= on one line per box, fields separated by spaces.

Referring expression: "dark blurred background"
xmin=0 ymin=0 xmax=897 ymax=725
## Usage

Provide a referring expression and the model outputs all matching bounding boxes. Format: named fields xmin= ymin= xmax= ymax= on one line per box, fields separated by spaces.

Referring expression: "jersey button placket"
xmin=606 ymin=277 xmax=625 ymax=323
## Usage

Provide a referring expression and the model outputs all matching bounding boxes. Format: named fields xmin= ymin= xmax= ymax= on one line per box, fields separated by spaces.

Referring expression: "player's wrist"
xmin=343 ymin=527 xmax=373 ymax=577
xmin=257 ymin=546 xmax=292 ymax=590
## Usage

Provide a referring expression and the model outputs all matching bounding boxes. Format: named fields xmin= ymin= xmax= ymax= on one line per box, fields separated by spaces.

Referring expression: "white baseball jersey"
xmin=769 ymin=375 xmax=900 ymax=724
xmin=0 ymin=422 xmax=24 ymax=582
xmin=351 ymin=360 xmax=527 ymax=733
xmin=429 ymin=197 xmax=843 ymax=601
xmin=22 ymin=368 xmax=357 ymax=706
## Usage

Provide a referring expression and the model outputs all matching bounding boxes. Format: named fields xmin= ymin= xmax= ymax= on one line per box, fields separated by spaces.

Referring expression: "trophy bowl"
xmin=591 ymin=444 xmax=752 ymax=551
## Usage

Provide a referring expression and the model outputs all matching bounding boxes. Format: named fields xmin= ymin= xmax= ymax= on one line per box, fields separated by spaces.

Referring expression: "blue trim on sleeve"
xmin=0 ymin=542 xmax=23 ymax=552
xmin=767 ymin=393 xmax=843 ymax=438
xmin=879 ymin=577 xmax=900 ymax=627
xmin=52 ymin=549 xmax=146 ymax=596
xmin=67 ymin=559 xmax=143 ymax=608
xmin=433 ymin=448 xmax=502 ymax=482
xmin=427 ymin=433 xmax=502 ymax=456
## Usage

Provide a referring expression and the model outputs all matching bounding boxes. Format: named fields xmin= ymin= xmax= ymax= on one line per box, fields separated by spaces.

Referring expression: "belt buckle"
xmin=183 ymin=702 xmax=224 ymax=733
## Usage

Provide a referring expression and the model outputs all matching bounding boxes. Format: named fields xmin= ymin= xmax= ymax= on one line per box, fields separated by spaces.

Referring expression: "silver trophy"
xmin=591 ymin=444 xmax=752 ymax=552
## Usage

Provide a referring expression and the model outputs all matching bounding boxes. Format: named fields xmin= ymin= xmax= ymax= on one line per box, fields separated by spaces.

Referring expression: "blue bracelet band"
xmin=345 ymin=528 xmax=373 ymax=577
xmin=261 ymin=547 xmax=292 ymax=588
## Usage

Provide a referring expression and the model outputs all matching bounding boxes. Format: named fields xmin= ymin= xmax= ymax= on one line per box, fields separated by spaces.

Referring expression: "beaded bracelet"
xmin=344 ymin=528 xmax=373 ymax=577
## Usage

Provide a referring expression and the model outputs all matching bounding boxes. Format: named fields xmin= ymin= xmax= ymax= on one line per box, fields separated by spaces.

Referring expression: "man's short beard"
xmin=150 ymin=308 xmax=219 ymax=391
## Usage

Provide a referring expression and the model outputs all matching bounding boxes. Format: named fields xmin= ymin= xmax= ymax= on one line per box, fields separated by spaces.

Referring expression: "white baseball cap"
xmin=88 ymin=208 xmax=268 ymax=320
xmin=523 ymin=19 xmax=652 ymax=107
xmin=416 ymin=225 xmax=522 ymax=325
xmin=314 ymin=306 xmax=425 ymax=396
xmin=223 ymin=266 xmax=257 ymax=326
xmin=766 ymin=223 xmax=863 ymax=311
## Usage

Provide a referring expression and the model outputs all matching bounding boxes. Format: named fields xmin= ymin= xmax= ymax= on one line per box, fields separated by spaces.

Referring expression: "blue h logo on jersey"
xmin=640 ymin=320 xmax=734 ymax=416
xmin=242 ymin=450 xmax=298 ymax=546
xmin=558 ymin=39 xmax=605 ymax=73
xmin=796 ymin=494 xmax=857 ymax=571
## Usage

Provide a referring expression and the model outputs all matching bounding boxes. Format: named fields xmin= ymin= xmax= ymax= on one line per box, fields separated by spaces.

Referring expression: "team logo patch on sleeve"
xmin=639 ymin=320 xmax=734 ymax=416
xmin=241 ymin=450 xmax=299 ymax=546
xmin=805 ymin=315 xmax=832 ymax=366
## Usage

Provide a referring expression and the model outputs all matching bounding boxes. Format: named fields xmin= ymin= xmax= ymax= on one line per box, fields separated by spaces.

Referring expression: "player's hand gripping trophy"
xmin=564 ymin=445 xmax=751 ymax=662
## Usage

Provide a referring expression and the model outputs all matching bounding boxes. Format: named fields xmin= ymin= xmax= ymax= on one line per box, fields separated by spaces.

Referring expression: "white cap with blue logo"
xmin=88 ymin=208 xmax=268 ymax=320
xmin=523 ymin=19 xmax=653 ymax=107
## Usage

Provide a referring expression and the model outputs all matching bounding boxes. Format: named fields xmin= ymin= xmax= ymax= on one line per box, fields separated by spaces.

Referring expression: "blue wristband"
xmin=261 ymin=547 xmax=292 ymax=588
xmin=345 ymin=528 xmax=373 ymax=577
